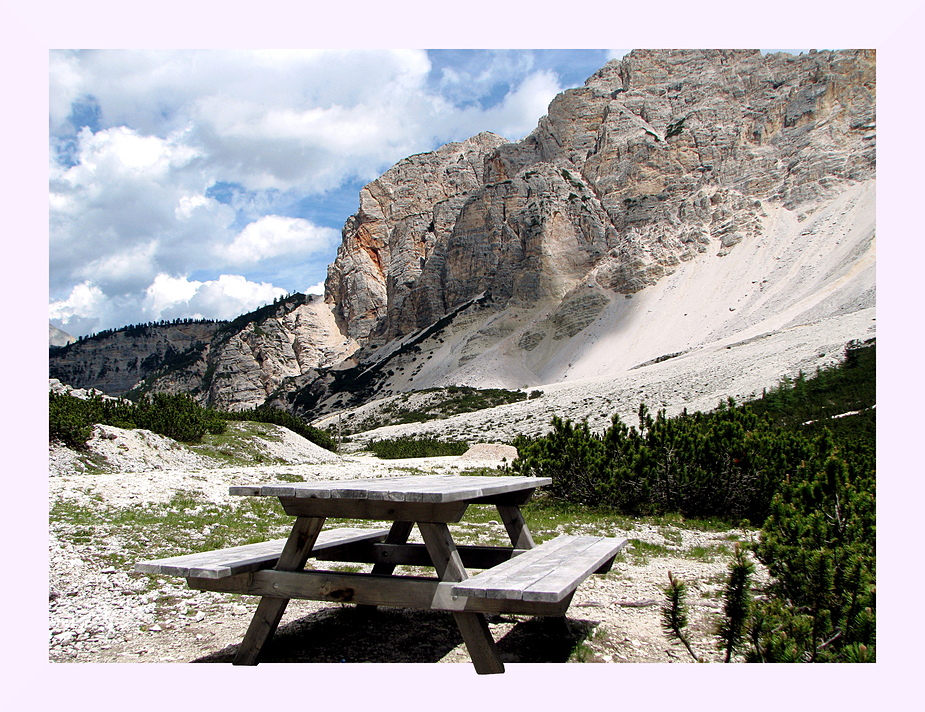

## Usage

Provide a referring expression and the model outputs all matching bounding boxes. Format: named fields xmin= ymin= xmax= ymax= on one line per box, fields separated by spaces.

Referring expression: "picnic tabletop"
xmin=229 ymin=474 xmax=553 ymax=503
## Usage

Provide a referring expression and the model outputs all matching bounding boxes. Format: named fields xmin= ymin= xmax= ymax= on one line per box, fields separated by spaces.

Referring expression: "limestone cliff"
xmin=302 ymin=49 xmax=874 ymax=416
xmin=326 ymin=49 xmax=875 ymax=351
xmin=325 ymin=131 xmax=507 ymax=344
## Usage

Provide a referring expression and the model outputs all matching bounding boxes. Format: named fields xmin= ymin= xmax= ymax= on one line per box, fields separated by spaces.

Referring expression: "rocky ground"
xmin=49 ymin=431 xmax=767 ymax=667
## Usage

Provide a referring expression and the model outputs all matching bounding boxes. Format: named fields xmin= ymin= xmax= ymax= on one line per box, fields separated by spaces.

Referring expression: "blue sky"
xmin=49 ymin=49 xmax=631 ymax=338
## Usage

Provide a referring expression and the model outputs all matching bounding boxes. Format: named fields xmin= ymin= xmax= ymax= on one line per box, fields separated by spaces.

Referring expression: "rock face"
xmin=327 ymin=49 xmax=875 ymax=350
xmin=193 ymin=295 xmax=357 ymax=411
xmin=325 ymin=131 xmax=507 ymax=344
xmin=300 ymin=49 xmax=875 ymax=416
xmin=49 ymin=321 xmax=221 ymax=396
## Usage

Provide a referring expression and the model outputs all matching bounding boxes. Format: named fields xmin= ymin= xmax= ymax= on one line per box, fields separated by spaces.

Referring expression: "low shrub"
xmin=364 ymin=436 xmax=469 ymax=459
xmin=221 ymin=407 xmax=336 ymax=452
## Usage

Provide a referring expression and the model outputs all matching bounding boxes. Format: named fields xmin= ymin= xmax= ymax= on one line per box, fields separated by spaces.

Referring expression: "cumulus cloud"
xmin=223 ymin=216 xmax=338 ymax=265
xmin=152 ymin=274 xmax=287 ymax=322
xmin=50 ymin=273 xmax=289 ymax=336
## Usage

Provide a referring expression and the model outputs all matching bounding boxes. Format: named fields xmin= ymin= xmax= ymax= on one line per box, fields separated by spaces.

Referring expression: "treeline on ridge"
xmin=51 ymin=317 xmax=226 ymax=353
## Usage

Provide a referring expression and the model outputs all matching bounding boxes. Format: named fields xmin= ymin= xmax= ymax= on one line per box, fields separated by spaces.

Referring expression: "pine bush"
xmin=749 ymin=432 xmax=875 ymax=661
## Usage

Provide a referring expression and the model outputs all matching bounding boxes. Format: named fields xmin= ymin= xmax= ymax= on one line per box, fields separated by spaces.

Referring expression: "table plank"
xmin=135 ymin=527 xmax=389 ymax=579
xmin=230 ymin=475 xmax=552 ymax=504
xmin=451 ymin=535 xmax=627 ymax=602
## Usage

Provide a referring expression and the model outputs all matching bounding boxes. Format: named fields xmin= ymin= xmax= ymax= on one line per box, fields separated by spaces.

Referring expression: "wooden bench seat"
xmin=451 ymin=534 xmax=628 ymax=604
xmin=134 ymin=527 xmax=390 ymax=579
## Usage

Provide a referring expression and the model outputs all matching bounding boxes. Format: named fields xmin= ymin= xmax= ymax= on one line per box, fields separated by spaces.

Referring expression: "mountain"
xmin=49 ymin=49 xmax=876 ymax=428
xmin=49 ymin=324 xmax=76 ymax=348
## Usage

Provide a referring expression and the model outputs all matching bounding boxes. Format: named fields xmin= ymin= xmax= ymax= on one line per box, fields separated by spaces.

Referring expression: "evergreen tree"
xmin=717 ymin=543 xmax=754 ymax=662
xmin=661 ymin=572 xmax=700 ymax=661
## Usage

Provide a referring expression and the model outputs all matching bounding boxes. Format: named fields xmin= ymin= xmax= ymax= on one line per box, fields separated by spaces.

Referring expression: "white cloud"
xmin=485 ymin=70 xmax=563 ymax=138
xmin=49 ymin=281 xmax=106 ymax=323
xmin=224 ymin=216 xmax=338 ymax=265
xmin=182 ymin=275 xmax=286 ymax=321
xmin=49 ymin=125 xmax=233 ymax=295
xmin=50 ymin=273 xmax=289 ymax=336
xmin=305 ymin=281 xmax=326 ymax=296
xmin=145 ymin=273 xmax=287 ymax=322
xmin=144 ymin=273 xmax=200 ymax=315
xmin=80 ymin=241 xmax=158 ymax=292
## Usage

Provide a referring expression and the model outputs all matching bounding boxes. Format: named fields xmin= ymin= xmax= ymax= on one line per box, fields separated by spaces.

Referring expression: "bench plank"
xmin=134 ymin=527 xmax=389 ymax=579
xmin=451 ymin=535 xmax=627 ymax=603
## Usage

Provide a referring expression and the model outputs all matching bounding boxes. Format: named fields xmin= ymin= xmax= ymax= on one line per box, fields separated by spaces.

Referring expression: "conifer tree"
xmin=717 ymin=543 xmax=754 ymax=662
xmin=661 ymin=572 xmax=700 ymax=661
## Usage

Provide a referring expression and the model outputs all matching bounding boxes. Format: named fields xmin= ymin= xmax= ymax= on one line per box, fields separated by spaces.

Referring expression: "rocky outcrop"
xmin=325 ymin=131 xmax=508 ymax=344
xmin=49 ymin=321 xmax=221 ymax=396
xmin=327 ymin=49 xmax=874 ymax=351
xmin=194 ymin=295 xmax=357 ymax=411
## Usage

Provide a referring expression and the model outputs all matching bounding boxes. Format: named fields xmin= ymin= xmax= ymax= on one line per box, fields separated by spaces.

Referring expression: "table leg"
xmin=233 ymin=516 xmax=326 ymax=665
xmin=497 ymin=504 xmax=536 ymax=549
xmin=370 ymin=520 xmax=415 ymax=576
xmin=356 ymin=520 xmax=415 ymax=614
xmin=418 ymin=521 xmax=504 ymax=674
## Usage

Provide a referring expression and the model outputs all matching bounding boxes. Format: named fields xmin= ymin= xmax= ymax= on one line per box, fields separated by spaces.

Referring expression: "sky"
xmin=49 ymin=48 xmax=635 ymax=338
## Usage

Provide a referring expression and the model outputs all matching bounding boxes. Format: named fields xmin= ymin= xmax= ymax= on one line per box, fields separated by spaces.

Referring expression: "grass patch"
xmin=684 ymin=543 xmax=731 ymax=562
xmin=627 ymin=539 xmax=674 ymax=564
xmin=50 ymin=489 xmax=295 ymax=570
xmin=189 ymin=421 xmax=299 ymax=466
xmin=342 ymin=386 xmax=529 ymax=433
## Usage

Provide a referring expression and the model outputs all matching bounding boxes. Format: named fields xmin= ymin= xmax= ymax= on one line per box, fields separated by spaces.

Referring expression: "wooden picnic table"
xmin=136 ymin=474 xmax=626 ymax=673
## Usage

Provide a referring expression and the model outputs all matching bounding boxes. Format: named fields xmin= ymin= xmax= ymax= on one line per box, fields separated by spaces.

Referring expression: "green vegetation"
xmin=364 ymin=436 xmax=469 ymax=459
xmin=511 ymin=402 xmax=809 ymax=522
xmin=510 ymin=340 xmax=875 ymax=525
xmin=513 ymin=340 xmax=875 ymax=662
xmin=222 ymin=406 xmax=336 ymax=452
xmin=748 ymin=443 xmax=875 ymax=661
xmin=49 ymin=392 xmax=336 ymax=452
xmin=50 ymin=489 xmax=295 ymax=576
xmin=49 ymin=392 xmax=227 ymax=447
xmin=662 ymin=572 xmax=700 ymax=661
xmin=337 ymin=385 xmax=531 ymax=435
